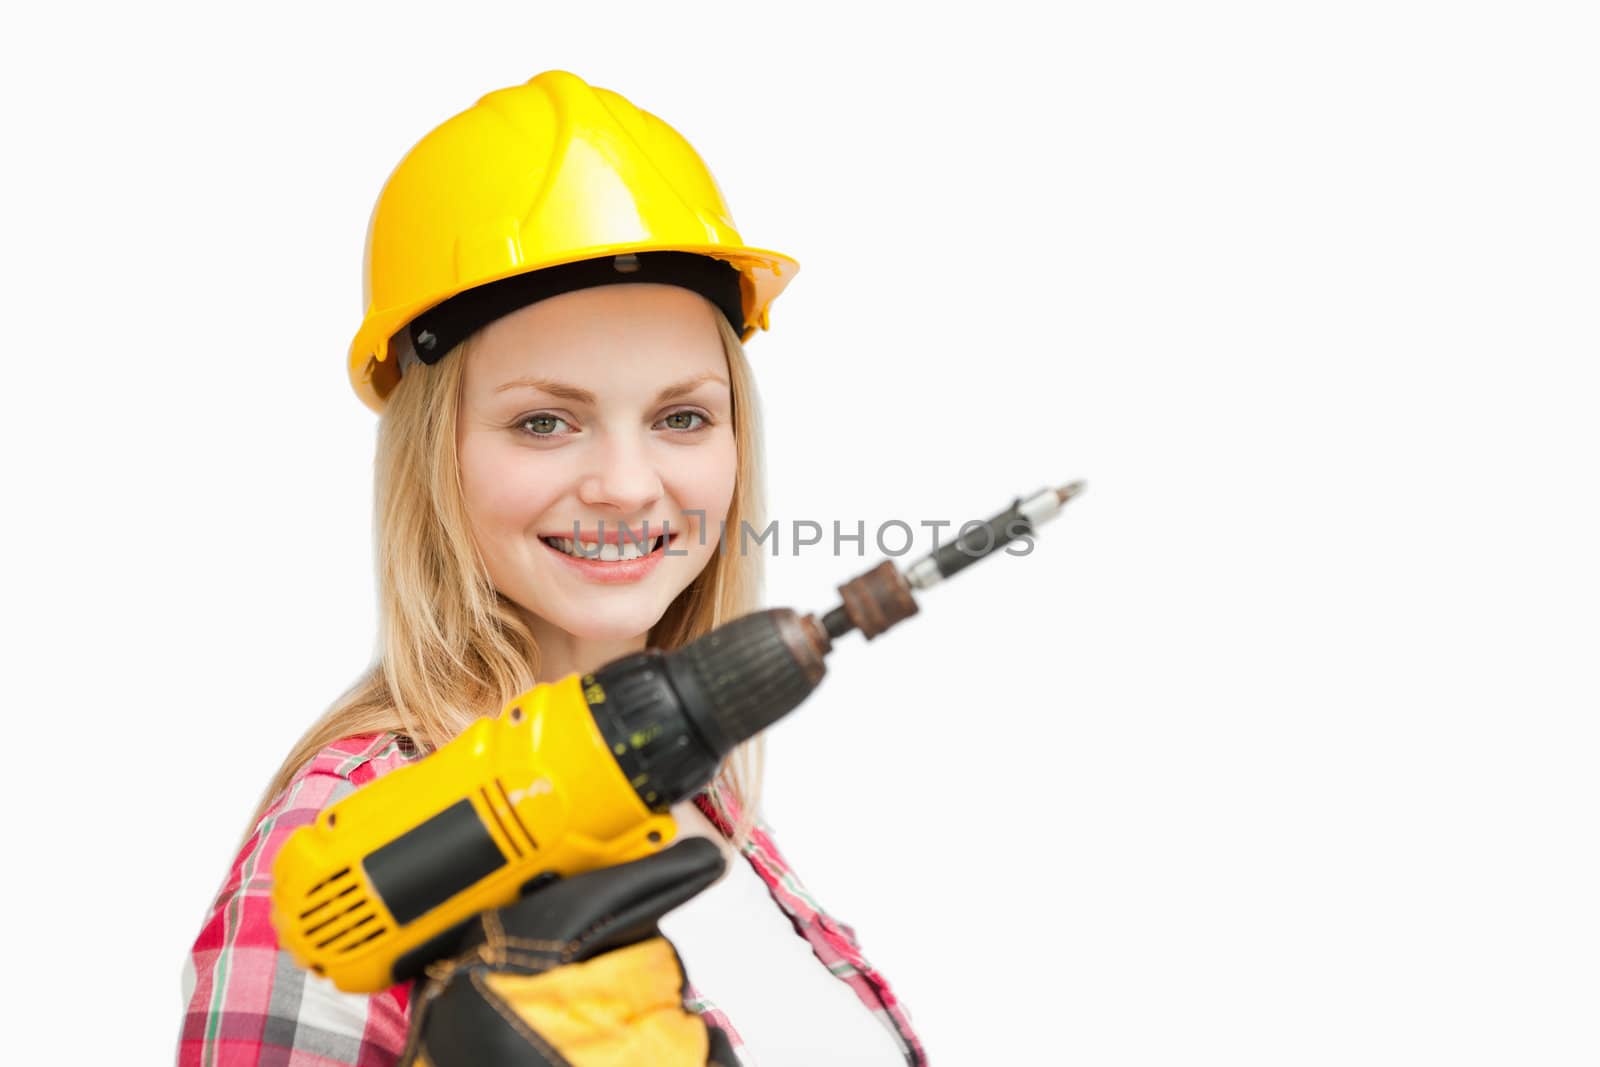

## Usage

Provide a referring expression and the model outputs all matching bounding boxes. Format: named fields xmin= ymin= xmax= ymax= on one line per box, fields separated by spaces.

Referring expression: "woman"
xmin=179 ymin=70 xmax=925 ymax=1066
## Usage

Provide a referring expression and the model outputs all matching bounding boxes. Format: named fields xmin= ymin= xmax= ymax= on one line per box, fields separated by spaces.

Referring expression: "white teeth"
xmin=543 ymin=535 xmax=663 ymax=561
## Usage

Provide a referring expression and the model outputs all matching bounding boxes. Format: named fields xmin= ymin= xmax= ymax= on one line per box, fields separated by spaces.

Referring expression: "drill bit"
xmin=814 ymin=480 xmax=1086 ymax=642
xmin=903 ymin=479 xmax=1086 ymax=591
xmin=1056 ymin=480 xmax=1086 ymax=506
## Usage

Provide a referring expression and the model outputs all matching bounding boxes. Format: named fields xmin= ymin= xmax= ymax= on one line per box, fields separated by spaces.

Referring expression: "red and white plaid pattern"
xmin=179 ymin=733 xmax=926 ymax=1065
xmin=180 ymin=735 xmax=416 ymax=1066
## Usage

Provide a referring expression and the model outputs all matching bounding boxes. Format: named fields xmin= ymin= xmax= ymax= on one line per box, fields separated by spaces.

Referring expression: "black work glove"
xmin=397 ymin=837 xmax=741 ymax=1067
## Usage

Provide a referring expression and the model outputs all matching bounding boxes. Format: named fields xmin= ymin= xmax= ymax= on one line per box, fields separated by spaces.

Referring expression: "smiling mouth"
xmin=538 ymin=533 xmax=675 ymax=562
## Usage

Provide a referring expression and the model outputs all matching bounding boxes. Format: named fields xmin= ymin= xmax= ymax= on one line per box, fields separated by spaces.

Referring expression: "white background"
xmin=5 ymin=1 xmax=1597 ymax=1063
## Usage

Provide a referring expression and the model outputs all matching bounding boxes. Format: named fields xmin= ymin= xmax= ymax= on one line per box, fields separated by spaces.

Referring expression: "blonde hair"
xmin=247 ymin=308 xmax=767 ymax=846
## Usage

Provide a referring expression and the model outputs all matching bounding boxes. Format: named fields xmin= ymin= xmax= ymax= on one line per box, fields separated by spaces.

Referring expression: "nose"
xmin=576 ymin=433 xmax=665 ymax=517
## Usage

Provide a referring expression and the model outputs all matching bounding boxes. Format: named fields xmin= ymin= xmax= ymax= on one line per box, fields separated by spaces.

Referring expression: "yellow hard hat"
xmin=347 ymin=70 xmax=799 ymax=413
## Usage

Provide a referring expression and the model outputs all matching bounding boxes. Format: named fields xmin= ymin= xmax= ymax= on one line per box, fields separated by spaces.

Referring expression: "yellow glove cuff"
xmin=465 ymin=936 xmax=708 ymax=1067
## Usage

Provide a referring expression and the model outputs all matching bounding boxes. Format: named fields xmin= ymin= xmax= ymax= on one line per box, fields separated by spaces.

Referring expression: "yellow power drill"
xmin=271 ymin=482 xmax=1084 ymax=992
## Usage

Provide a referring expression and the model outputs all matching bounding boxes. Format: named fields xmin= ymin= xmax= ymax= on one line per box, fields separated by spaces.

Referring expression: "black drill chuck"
xmin=587 ymin=608 xmax=830 ymax=811
xmin=584 ymin=481 xmax=1085 ymax=811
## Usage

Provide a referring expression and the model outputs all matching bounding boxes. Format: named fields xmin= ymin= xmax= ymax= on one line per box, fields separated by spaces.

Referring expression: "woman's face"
xmin=456 ymin=283 xmax=737 ymax=644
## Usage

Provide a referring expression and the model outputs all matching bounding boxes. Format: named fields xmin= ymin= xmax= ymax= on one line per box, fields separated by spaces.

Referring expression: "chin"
xmin=565 ymin=613 xmax=663 ymax=644
xmin=532 ymin=595 xmax=673 ymax=644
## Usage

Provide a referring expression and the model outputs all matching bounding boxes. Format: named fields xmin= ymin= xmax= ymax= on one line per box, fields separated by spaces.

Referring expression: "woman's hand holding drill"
xmin=397 ymin=838 xmax=740 ymax=1067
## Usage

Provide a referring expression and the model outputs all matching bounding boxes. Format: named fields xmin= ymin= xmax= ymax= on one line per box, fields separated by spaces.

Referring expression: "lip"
xmin=538 ymin=532 xmax=678 ymax=585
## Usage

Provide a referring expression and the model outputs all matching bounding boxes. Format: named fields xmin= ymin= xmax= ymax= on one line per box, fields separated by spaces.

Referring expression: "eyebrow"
xmin=492 ymin=372 xmax=729 ymax=406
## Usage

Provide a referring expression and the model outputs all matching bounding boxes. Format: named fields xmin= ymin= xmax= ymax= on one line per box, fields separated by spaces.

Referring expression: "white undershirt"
xmin=656 ymin=801 xmax=906 ymax=1067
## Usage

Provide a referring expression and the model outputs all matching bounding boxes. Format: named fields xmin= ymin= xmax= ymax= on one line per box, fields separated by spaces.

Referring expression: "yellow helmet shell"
xmin=348 ymin=70 xmax=799 ymax=413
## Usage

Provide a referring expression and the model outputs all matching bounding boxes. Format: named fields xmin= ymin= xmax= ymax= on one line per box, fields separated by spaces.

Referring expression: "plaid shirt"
xmin=179 ymin=733 xmax=926 ymax=1066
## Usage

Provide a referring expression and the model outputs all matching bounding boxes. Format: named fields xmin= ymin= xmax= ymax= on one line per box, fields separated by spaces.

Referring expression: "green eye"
xmin=521 ymin=414 xmax=570 ymax=436
xmin=661 ymin=411 xmax=705 ymax=431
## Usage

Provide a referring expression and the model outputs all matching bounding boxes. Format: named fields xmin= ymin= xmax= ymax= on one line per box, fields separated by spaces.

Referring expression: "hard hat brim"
xmin=348 ymin=242 xmax=798 ymax=415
